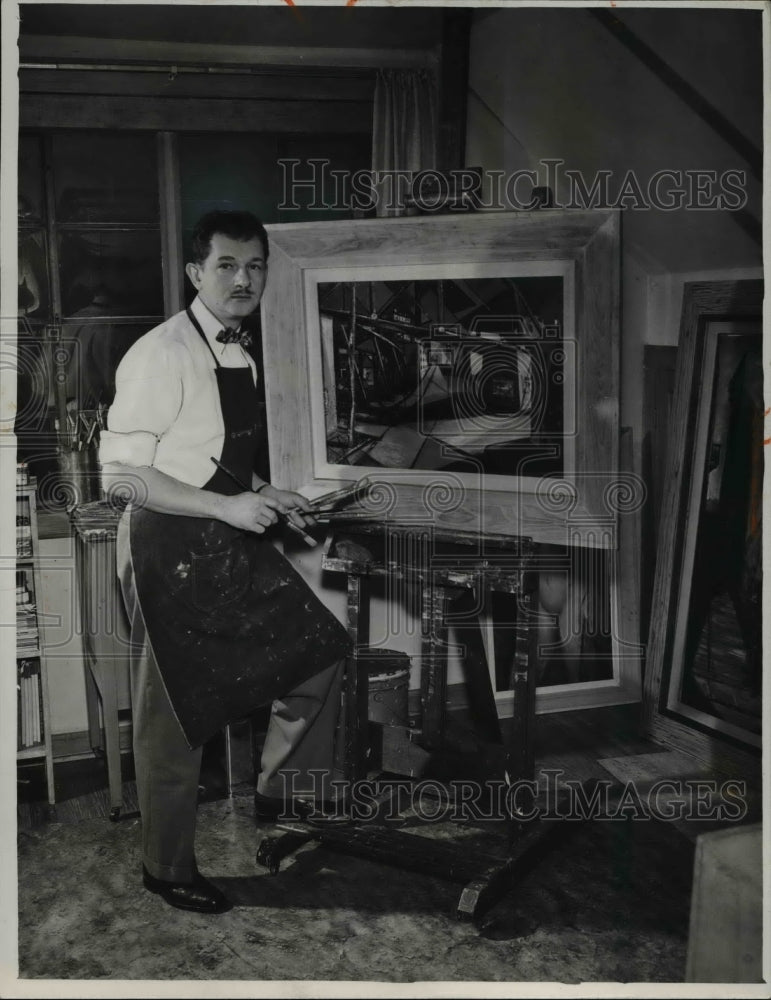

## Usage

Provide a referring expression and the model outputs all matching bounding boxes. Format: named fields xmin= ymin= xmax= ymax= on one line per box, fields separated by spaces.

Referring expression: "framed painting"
xmin=261 ymin=211 xmax=641 ymax=714
xmin=260 ymin=210 xmax=620 ymax=547
xmin=643 ymin=279 xmax=763 ymax=777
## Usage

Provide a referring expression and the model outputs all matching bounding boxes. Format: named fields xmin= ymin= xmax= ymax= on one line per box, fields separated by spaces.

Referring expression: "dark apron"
xmin=128 ymin=310 xmax=351 ymax=749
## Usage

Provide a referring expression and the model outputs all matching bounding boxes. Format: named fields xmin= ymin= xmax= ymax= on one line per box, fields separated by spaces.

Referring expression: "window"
xmin=17 ymin=127 xmax=371 ymax=507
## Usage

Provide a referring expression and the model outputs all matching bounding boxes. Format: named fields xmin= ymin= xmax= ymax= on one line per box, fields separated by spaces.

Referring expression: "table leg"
xmin=76 ymin=537 xmax=102 ymax=754
xmin=505 ymin=576 xmax=538 ymax=836
xmin=90 ymin=661 xmax=123 ymax=820
xmin=84 ymin=664 xmax=102 ymax=752
xmin=420 ymin=583 xmax=449 ymax=749
xmin=343 ymin=573 xmax=369 ymax=782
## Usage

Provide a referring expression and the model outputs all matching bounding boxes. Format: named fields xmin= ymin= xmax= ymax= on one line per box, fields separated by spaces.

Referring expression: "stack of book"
xmin=16 ymin=571 xmax=38 ymax=654
xmin=17 ymin=659 xmax=42 ymax=750
xmin=16 ymin=498 xmax=32 ymax=558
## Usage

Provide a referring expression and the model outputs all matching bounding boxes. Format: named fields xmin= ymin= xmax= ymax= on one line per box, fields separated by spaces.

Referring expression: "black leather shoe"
xmin=142 ymin=866 xmax=232 ymax=914
xmin=254 ymin=791 xmax=354 ymax=826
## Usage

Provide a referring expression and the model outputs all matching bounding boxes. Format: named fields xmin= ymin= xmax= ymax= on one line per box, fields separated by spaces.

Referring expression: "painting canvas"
xmin=643 ymin=280 xmax=763 ymax=771
xmin=314 ymin=269 xmax=571 ymax=485
xmin=664 ymin=320 xmax=762 ymax=747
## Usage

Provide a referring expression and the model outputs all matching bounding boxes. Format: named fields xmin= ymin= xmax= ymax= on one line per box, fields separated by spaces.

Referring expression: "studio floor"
xmin=13 ymin=705 xmax=760 ymax=988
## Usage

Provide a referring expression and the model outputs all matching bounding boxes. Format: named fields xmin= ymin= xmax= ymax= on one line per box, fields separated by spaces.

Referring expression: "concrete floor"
xmin=16 ymin=789 xmax=695 ymax=987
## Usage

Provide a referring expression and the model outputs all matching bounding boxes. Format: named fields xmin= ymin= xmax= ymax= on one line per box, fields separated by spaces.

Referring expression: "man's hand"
xmin=258 ymin=485 xmax=317 ymax=529
xmin=219 ymin=492 xmax=285 ymax=534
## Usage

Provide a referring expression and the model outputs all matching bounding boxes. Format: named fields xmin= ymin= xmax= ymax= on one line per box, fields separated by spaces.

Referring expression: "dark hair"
xmin=190 ymin=210 xmax=269 ymax=265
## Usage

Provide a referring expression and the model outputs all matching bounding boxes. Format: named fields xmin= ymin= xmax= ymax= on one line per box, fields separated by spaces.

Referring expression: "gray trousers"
xmin=117 ymin=515 xmax=343 ymax=883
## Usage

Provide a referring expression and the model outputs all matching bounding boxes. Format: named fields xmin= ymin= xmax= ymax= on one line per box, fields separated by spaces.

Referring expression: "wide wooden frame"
xmin=642 ymin=279 xmax=763 ymax=778
xmin=261 ymin=210 xmax=620 ymax=542
xmin=261 ymin=212 xmax=642 ymax=714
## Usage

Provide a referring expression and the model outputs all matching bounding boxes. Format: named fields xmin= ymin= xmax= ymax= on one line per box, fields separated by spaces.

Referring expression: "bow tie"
xmin=216 ymin=326 xmax=252 ymax=348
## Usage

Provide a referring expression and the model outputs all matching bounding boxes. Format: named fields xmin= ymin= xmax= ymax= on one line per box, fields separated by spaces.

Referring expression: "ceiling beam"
xmin=20 ymin=93 xmax=372 ymax=133
xmin=19 ymin=34 xmax=439 ymax=72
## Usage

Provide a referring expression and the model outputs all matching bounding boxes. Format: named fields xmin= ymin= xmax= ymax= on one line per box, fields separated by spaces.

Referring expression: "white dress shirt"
xmin=99 ymin=296 xmax=258 ymax=488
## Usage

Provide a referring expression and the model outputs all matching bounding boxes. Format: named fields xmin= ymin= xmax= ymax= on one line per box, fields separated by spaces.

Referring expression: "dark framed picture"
xmin=643 ymin=279 xmax=763 ymax=775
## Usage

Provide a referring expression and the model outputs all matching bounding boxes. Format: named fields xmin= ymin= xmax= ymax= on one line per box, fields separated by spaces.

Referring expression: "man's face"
xmin=185 ymin=233 xmax=267 ymax=327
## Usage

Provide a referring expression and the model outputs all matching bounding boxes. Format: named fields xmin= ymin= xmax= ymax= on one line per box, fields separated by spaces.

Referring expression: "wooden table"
xmin=256 ymin=519 xmax=565 ymax=922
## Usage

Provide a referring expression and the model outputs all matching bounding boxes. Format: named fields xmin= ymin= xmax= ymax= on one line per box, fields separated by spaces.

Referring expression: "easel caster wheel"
xmin=255 ymin=842 xmax=279 ymax=876
xmin=254 ymin=837 xmax=281 ymax=875
xmin=109 ymin=806 xmax=121 ymax=822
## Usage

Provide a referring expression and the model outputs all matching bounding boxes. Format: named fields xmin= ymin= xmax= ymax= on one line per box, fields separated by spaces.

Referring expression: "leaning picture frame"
xmin=642 ymin=279 xmax=763 ymax=778
xmin=260 ymin=211 xmax=642 ymax=715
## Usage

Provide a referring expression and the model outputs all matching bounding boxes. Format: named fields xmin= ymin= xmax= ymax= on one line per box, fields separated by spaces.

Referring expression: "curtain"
xmin=371 ymin=69 xmax=438 ymax=218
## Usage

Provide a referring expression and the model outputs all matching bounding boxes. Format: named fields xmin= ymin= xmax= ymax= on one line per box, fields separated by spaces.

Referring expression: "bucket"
xmin=360 ymin=647 xmax=411 ymax=728
xmin=54 ymin=446 xmax=102 ymax=510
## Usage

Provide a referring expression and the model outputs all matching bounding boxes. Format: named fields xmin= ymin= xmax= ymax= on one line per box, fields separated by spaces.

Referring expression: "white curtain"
xmin=371 ymin=69 xmax=438 ymax=217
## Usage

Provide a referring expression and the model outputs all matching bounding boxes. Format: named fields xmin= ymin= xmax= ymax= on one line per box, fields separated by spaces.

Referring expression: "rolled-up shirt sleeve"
xmin=99 ymin=335 xmax=183 ymax=469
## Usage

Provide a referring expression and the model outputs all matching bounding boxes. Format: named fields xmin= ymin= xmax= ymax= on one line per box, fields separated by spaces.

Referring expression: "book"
xmin=32 ymin=669 xmax=41 ymax=745
xmin=16 ymin=498 xmax=32 ymax=557
xmin=23 ymin=672 xmax=31 ymax=748
xmin=17 ymin=666 xmax=23 ymax=752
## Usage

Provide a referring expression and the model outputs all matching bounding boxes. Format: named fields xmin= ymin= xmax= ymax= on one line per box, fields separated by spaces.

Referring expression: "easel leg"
xmin=343 ymin=573 xmax=369 ymax=783
xmin=505 ymin=576 xmax=538 ymax=837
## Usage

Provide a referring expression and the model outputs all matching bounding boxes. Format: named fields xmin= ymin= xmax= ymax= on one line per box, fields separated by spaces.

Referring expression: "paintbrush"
xmin=314 ymin=511 xmax=377 ymax=522
xmin=306 ymin=477 xmax=372 ymax=512
xmin=209 ymin=457 xmax=317 ymax=548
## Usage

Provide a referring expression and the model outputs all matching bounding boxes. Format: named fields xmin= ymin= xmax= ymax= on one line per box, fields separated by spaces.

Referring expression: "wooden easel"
xmin=256 ymin=519 xmax=565 ymax=923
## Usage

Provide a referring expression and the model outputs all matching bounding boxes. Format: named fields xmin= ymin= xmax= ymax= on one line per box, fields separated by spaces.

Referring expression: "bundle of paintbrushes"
xmin=56 ymin=407 xmax=107 ymax=452
xmin=305 ymin=477 xmax=373 ymax=522
xmin=209 ymin=459 xmax=374 ymax=548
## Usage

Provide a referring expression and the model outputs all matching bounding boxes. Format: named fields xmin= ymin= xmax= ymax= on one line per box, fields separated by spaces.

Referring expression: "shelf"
xmin=16 ymin=477 xmax=56 ymax=807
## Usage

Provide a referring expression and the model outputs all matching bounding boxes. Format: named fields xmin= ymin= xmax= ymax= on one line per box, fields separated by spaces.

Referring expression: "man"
xmin=99 ymin=210 xmax=351 ymax=915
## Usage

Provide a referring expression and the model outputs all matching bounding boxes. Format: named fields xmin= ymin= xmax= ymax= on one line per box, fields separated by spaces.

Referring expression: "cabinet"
xmin=16 ymin=473 xmax=55 ymax=808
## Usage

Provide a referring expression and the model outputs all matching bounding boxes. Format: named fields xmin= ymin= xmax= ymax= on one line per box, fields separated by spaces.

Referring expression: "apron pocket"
xmin=190 ymin=547 xmax=250 ymax=614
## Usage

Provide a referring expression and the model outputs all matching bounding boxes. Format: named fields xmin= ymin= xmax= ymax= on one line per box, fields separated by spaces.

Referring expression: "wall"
xmin=465 ymin=6 xmax=763 ymax=474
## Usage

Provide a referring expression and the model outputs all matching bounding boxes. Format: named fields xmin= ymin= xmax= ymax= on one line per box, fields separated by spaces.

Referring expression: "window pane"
xmin=276 ymin=133 xmax=371 ymax=223
xmin=58 ymin=230 xmax=164 ymax=317
xmin=178 ymin=132 xmax=281 ymax=237
xmin=18 ymin=134 xmax=45 ymax=225
xmin=18 ymin=231 xmax=49 ymax=319
xmin=53 ymin=132 xmax=159 ymax=224
xmin=60 ymin=317 xmax=153 ymax=410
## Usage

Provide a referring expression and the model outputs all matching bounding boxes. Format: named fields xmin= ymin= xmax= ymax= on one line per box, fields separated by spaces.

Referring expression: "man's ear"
xmin=185 ymin=262 xmax=201 ymax=289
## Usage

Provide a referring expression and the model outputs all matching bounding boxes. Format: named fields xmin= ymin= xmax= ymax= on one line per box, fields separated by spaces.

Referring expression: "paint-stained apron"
xmin=128 ymin=311 xmax=351 ymax=749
